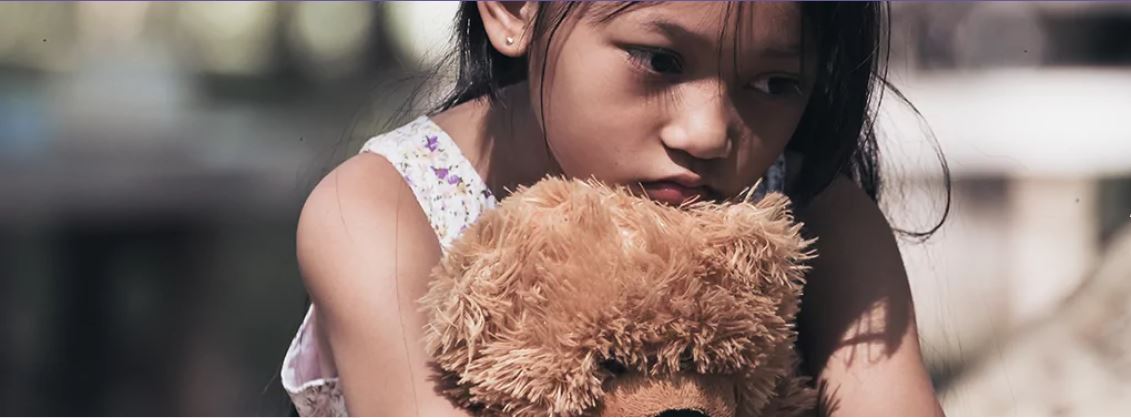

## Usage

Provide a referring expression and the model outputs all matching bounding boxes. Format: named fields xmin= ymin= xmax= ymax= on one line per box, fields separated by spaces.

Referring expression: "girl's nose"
xmin=659 ymin=85 xmax=734 ymax=161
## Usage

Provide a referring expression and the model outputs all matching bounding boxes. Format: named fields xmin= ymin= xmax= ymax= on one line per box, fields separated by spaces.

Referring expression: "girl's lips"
xmin=641 ymin=181 xmax=714 ymax=205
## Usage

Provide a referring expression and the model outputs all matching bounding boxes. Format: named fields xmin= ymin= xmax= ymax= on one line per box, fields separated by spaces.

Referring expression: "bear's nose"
xmin=655 ymin=408 xmax=709 ymax=417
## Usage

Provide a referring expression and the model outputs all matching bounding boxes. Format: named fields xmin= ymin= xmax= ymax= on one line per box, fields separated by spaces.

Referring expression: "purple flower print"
xmin=432 ymin=166 xmax=462 ymax=185
xmin=425 ymin=135 xmax=439 ymax=152
xmin=433 ymin=166 xmax=449 ymax=179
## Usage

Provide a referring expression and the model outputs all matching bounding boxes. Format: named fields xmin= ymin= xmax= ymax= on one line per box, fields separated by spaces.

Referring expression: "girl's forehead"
xmin=587 ymin=2 xmax=804 ymax=53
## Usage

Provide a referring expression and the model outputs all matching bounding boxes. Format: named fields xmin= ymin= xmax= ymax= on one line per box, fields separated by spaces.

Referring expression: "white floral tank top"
xmin=279 ymin=115 xmax=788 ymax=416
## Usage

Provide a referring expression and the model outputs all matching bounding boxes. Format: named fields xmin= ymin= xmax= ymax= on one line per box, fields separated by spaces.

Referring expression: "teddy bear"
xmin=420 ymin=177 xmax=818 ymax=416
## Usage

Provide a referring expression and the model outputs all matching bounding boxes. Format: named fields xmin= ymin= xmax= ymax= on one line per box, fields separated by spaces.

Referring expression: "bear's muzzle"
xmin=597 ymin=372 xmax=736 ymax=417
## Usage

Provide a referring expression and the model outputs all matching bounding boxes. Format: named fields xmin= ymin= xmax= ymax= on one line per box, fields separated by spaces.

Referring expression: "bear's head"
xmin=422 ymin=178 xmax=816 ymax=416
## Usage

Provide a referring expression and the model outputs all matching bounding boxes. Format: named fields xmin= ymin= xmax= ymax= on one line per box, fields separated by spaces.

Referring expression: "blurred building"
xmin=0 ymin=2 xmax=1128 ymax=416
xmin=884 ymin=2 xmax=1131 ymax=415
xmin=0 ymin=2 xmax=456 ymax=415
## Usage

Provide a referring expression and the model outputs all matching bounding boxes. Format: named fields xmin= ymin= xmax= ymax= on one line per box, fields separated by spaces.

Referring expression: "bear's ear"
xmin=507 ymin=176 xmax=614 ymax=210
xmin=420 ymin=176 xmax=623 ymax=370
xmin=689 ymin=192 xmax=815 ymax=316
xmin=508 ymin=176 xmax=576 ymax=207
xmin=420 ymin=177 xmax=630 ymax=416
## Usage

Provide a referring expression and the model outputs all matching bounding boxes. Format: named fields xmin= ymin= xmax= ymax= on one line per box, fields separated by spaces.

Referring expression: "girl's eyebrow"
xmin=639 ymin=19 xmax=712 ymax=48
xmin=640 ymin=18 xmax=801 ymax=60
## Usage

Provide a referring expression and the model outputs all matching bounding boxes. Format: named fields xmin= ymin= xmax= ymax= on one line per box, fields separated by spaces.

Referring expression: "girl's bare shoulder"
xmin=296 ymin=153 xmax=455 ymax=414
xmin=795 ymin=176 xmax=943 ymax=416
xmin=296 ymin=152 xmax=440 ymax=299
xmin=797 ymin=176 xmax=887 ymax=232
xmin=794 ymin=174 xmax=906 ymax=307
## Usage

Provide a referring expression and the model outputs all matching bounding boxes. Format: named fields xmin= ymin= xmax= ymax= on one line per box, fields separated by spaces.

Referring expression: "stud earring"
xmin=505 ymin=36 xmax=514 ymax=46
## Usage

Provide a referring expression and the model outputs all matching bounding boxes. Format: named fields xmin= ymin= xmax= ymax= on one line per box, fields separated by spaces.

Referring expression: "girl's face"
xmin=529 ymin=2 xmax=815 ymax=204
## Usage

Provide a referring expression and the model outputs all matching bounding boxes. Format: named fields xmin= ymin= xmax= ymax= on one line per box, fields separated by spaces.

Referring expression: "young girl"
xmin=282 ymin=2 xmax=945 ymax=416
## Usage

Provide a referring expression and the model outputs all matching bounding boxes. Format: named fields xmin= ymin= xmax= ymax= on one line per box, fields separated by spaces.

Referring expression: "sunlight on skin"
xmin=838 ymin=299 xmax=896 ymax=367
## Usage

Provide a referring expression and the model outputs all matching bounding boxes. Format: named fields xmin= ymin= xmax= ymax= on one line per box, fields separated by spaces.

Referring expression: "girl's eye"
xmin=748 ymin=75 xmax=802 ymax=97
xmin=627 ymin=47 xmax=684 ymax=75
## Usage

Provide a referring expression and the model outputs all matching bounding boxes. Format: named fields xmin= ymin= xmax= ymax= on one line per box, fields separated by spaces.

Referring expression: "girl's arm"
xmin=296 ymin=153 xmax=469 ymax=416
xmin=796 ymin=176 xmax=945 ymax=416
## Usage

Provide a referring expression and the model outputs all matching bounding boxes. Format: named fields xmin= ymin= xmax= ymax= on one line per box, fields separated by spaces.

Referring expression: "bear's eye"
xmin=679 ymin=349 xmax=696 ymax=372
xmin=600 ymin=358 xmax=628 ymax=376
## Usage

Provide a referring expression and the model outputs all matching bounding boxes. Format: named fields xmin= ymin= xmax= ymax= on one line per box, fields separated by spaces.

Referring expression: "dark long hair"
xmin=432 ymin=1 xmax=950 ymax=238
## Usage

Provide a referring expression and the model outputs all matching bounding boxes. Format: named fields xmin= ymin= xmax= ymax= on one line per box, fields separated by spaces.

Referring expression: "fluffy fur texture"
xmin=421 ymin=177 xmax=817 ymax=416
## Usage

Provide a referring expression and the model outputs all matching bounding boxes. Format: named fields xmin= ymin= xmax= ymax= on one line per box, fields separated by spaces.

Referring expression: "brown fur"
xmin=421 ymin=177 xmax=818 ymax=416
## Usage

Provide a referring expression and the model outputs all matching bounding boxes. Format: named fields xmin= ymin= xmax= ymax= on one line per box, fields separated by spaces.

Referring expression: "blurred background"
xmin=1 ymin=2 xmax=1129 ymax=416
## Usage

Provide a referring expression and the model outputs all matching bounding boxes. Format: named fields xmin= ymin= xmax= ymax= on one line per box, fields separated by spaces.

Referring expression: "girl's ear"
xmin=478 ymin=1 xmax=537 ymax=58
